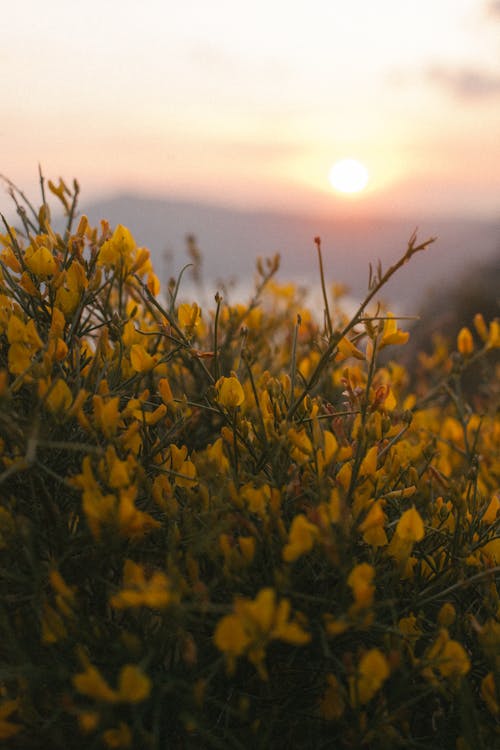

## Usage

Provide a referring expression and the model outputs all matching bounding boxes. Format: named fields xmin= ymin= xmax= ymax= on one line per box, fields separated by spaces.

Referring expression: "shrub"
xmin=0 ymin=177 xmax=498 ymax=749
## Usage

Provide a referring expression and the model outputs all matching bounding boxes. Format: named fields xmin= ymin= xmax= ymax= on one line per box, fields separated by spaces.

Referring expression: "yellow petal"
xmin=215 ymin=376 xmax=245 ymax=408
xmin=359 ymin=445 xmax=378 ymax=477
xmin=117 ymin=665 xmax=151 ymax=703
xmin=347 ymin=563 xmax=375 ymax=607
xmin=25 ymin=245 xmax=57 ymax=277
xmin=158 ymin=377 xmax=174 ymax=404
xmin=457 ymin=327 xmax=474 ymax=355
xmin=73 ymin=664 xmax=118 ymax=703
xmin=282 ymin=514 xmax=318 ymax=563
xmin=214 ymin=614 xmax=250 ymax=656
xmin=354 ymin=649 xmax=390 ymax=705
xmin=45 ymin=379 xmax=73 ymax=414
xmin=178 ymin=302 xmax=201 ymax=329
xmin=396 ymin=506 xmax=425 ymax=542
xmin=130 ymin=344 xmax=156 ymax=373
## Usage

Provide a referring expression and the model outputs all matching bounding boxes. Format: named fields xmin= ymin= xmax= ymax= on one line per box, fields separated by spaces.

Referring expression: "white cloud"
xmin=427 ymin=66 xmax=500 ymax=98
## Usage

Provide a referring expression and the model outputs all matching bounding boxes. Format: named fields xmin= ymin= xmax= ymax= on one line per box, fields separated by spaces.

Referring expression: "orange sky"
xmin=1 ymin=0 xmax=500 ymax=219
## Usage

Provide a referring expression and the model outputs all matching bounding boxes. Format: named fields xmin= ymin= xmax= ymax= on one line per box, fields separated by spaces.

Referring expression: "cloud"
xmin=486 ymin=1 xmax=500 ymax=17
xmin=426 ymin=65 xmax=500 ymax=99
xmin=217 ymin=139 xmax=307 ymax=163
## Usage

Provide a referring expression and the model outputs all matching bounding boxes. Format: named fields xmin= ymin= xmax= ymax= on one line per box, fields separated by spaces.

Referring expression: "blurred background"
xmin=1 ymin=0 xmax=499 ymax=315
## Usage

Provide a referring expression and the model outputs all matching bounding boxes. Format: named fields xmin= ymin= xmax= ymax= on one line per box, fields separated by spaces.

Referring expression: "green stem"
xmin=287 ymin=233 xmax=435 ymax=419
xmin=314 ymin=236 xmax=333 ymax=339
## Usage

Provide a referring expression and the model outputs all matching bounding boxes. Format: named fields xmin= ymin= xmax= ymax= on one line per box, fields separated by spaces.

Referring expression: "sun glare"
xmin=329 ymin=159 xmax=369 ymax=194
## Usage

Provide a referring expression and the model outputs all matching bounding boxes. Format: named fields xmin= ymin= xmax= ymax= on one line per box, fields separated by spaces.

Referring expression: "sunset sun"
xmin=329 ymin=159 xmax=369 ymax=194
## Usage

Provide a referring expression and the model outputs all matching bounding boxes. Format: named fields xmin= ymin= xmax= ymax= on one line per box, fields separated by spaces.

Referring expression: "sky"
xmin=1 ymin=0 xmax=500 ymax=219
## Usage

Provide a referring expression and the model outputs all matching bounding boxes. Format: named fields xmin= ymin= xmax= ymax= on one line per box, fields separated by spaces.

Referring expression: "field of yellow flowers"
xmin=0 ymin=177 xmax=498 ymax=749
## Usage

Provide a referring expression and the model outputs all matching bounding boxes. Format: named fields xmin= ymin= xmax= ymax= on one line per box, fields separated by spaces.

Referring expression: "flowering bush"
xmin=0 ymin=177 xmax=498 ymax=749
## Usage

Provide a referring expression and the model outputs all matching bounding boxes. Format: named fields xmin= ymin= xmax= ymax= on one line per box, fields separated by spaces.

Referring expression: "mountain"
xmin=81 ymin=194 xmax=499 ymax=312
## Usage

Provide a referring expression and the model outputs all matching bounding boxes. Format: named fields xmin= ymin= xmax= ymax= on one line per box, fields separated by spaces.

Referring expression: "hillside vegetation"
xmin=0 ymin=177 xmax=498 ymax=749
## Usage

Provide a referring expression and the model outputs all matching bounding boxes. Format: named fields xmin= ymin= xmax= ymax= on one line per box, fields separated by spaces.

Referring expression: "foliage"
xmin=0 ymin=176 xmax=499 ymax=749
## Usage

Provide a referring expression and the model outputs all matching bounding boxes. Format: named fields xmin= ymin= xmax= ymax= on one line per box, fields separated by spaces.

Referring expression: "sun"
xmin=329 ymin=159 xmax=369 ymax=194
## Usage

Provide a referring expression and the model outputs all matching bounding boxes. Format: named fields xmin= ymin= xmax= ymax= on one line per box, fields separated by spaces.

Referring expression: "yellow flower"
xmin=106 ymin=447 xmax=133 ymax=489
xmin=130 ymin=344 xmax=158 ymax=373
xmin=238 ymin=536 xmax=256 ymax=563
xmin=0 ymin=699 xmax=22 ymax=741
xmin=457 ymin=327 xmax=474 ymax=355
xmin=323 ymin=615 xmax=349 ymax=638
xmin=7 ymin=315 xmax=27 ymax=344
xmin=396 ymin=506 xmax=425 ymax=542
xmin=398 ymin=614 xmax=421 ymax=642
xmin=282 ymin=514 xmax=318 ymax=563
xmin=205 ymin=437 xmax=230 ymax=474
xmin=336 ymin=462 xmax=352 ymax=491
xmin=83 ymin=491 xmax=116 ymax=539
xmin=350 ymin=649 xmax=390 ymax=705
xmin=486 ymin=319 xmax=500 ymax=348
xmin=321 ymin=430 xmax=338 ymax=464
xmin=6 ymin=316 xmax=43 ymax=375
xmin=73 ymin=663 xmax=119 ymax=703
xmin=169 ymin=443 xmax=188 ymax=470
xmin=213 ymin=615 xmax=250 ymax=672
xmin=98 ymin=225 xmax=136 ymax=270
xmin=92 ymin=395 xmax=122 ymax=437
xmin=473 ymin=313 xmax=488 ymax=342
xmin=479 ymin=537 xmax=500 ymax=564
xmin=240 ymin=483 xmax=270 ymax=518
xmin=319 ymin=674 xmax=345 ymax=720
xmin=178 ymin=302 xmax=201 ymax=330
xmin=214 ymin=588 xmax=310 ymax=679
xmin=287 ymin=427 xmax=313 ymax=464
xmin=25 ymin=244 xmax=57 ymax=278
xmin=478 ymin=618 xmax=500 ymax=663
xmin=43 ymin=378 xmax=73 ymax=414
xmin=40 ymin=602 xmax=67 ymax=644
xmin=438 ymin=639 xmax=470 ymax=678
xmin=380 ymin=313 xmax=409 ymax=348
xmin=117 ymin=665 xmax=151 ymax=703
xmin=481 ymin=672 xmax=499 ymax=716
xmin=336 ymin=336 xmax=365 ymax=361
xmin=77 ymin=711 xmax=100 ymax=733
xmin=347 ymin=563 xmax=375 ymax=609
xmin=0 ymin=246 xmax=21 ymax=273
xmin=158 ymin=377 xmax=174 ymax=405
xmin=316 ymin=430 xmax=338 ymax=476
xmin=17 ymin=271 xmax=36 ymax=298
xmin=387 ymin=506 xmax=425 ymax=565
xmin=384 ymin=386 xmax=397 ymax=411
xmin=359 ymin=445 xmax=378 ymax=477
xmin=425 ymin=629 xmax=470 ymax=681
xmin=117 ymin=486 xmax=161 ymax=539
xmin=329 ymin=488 xmax=342 ymax=523
xmin=437 ymin=602 xmax=456 ymax=628
xmin=174 ymin=459 xmax=197 ymax=488
xmin=49 ymin=569 xmax=75 ymax=613
xmin=168 ymin=444 xmax=198 ymax=487
xmin=482 ymin=493 xmax=499 ymax=525
xmin=8 ymin=343 xmax=31 ymax=374
xmin=147 ymin=271 xmax=160 ymax=295
xmin=73 ymin=662 xmax=150 ymax=704
xmin=72 ymin=456 xmax=115 ymax=538
xmin=55 ymin=262 xmax=87 ymax=317
xmin=215 ymin=375 xmax=245 ymax=408
xmin=103 ymin=723 xmax=132 ymax=749
xmin=110 ymin=559 xmax=172 ymax=609
xmin=143 ymin=404 xmax=167 ymax=425
xmin=358 ymin=500 xmax=388 ymax=547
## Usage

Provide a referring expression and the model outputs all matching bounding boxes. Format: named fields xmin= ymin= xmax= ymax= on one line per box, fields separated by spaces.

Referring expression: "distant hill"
xmin=82 ymin=194 xmax=499 ymax=311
